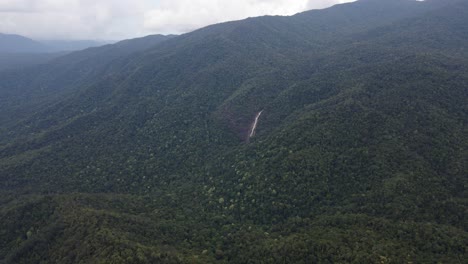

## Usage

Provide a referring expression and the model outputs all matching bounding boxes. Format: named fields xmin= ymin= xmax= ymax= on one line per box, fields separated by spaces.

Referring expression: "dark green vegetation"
xmin=0 ymin=0 xmax=467 ymax=263
xmin=0 ymin=53 xmax=66 ymax=72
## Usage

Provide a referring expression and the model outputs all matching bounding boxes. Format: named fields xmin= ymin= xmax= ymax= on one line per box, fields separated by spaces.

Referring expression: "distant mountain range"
xmin=41 ymin=39 xmax=111 ymax=52
xmin=0 ymin=33 xmax=49 ymax=53
xmin=0 ymin=33 xmax=109 ymax=54
xmin=0 ymin=0 xmax=467 ymax=263
xmin=0 ymin=33 xmax=109 ymax=53
xmin=0 ymin=33 xmax=114 ymax=71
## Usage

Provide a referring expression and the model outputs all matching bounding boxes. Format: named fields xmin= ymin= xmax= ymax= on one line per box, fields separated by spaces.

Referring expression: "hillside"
xmin=0 ymin=34 xmax=113 ymax=72
xmin=0 ymin=34 xmax=174 ymax=129
xmin=0 ymin=0 xmax=467 ymax=263
xmin=0 ymin=53 xmax=67 ymax=72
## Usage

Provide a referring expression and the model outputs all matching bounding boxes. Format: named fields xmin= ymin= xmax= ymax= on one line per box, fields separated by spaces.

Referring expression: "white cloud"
xmin=144 ymin=0 xmax=308 ymax=34
xmin=0 ymin=0 xmax=153 ymax=40
xmin=309 ymin=0 xmax=357 ymax=9
xmin=144 ymin=0 xmax=356 ymax=34
xmin=0 ymin=0 xmax=355 ymax=40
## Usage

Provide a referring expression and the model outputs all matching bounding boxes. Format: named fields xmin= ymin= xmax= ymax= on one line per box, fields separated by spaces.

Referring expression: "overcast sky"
xmin=0 ymin=0 xmax=355 ymax=41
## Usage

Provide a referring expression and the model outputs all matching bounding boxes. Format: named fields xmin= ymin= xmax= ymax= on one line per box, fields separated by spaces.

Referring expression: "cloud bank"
xmin=0 ymin=0 xmax=355 ymax=40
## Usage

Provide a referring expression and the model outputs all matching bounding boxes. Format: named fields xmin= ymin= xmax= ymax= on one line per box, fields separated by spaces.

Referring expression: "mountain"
xmin=41 ymin=40 xmax=111 ymax=52
xmin=0 ymin=0 xmax=467 ymax=263
xmin=0 ymin=34 xmax=114 ymax=72
xmin=0 ymin=34 xmax=174 ymax=127
xmin=0 ymin=52 xmax=67 ymax=72
xmin=0 ymin=33 xmax=49 ymax=53
xmin=0 ymin=33 xmax=113 ymax=54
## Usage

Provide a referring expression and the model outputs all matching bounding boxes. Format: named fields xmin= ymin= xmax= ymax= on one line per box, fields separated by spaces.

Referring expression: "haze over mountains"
xmin=0 ymin=33 xmax=50 ymax=53
xmin=0 ymin=33 xmax=110 ymax=71
xmin=0 ymin=0 xmax=467 ymax=263
xmin=0 ymin=33 xmax=108 ymax=53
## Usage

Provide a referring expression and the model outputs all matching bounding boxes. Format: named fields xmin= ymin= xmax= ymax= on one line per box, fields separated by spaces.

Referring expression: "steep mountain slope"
xmin=0 ymin=0 xmax=467 ymax=263
xmin=0 ymin=34 xmax=174 ymax=130
xmin=0 ymin=53 xmax=66 ymax=72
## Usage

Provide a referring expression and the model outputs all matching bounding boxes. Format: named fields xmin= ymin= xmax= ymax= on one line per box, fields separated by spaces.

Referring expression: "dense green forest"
xmin=0 ymin=0 xmax=467 ymax=263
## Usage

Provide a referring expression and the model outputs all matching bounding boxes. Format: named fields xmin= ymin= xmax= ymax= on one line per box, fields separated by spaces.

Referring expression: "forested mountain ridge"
xmin=0 ymin=53 xmax=66 ymax=72
xmin=0 ymin=34 xmax=173 ymax=130
xmin=0 ymin=34 xmax=112 ymax=72
xmin=0 ymin=0 xmax=467 ymax=263
xmin=0 ymin=34 xmax=60 ymax=72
